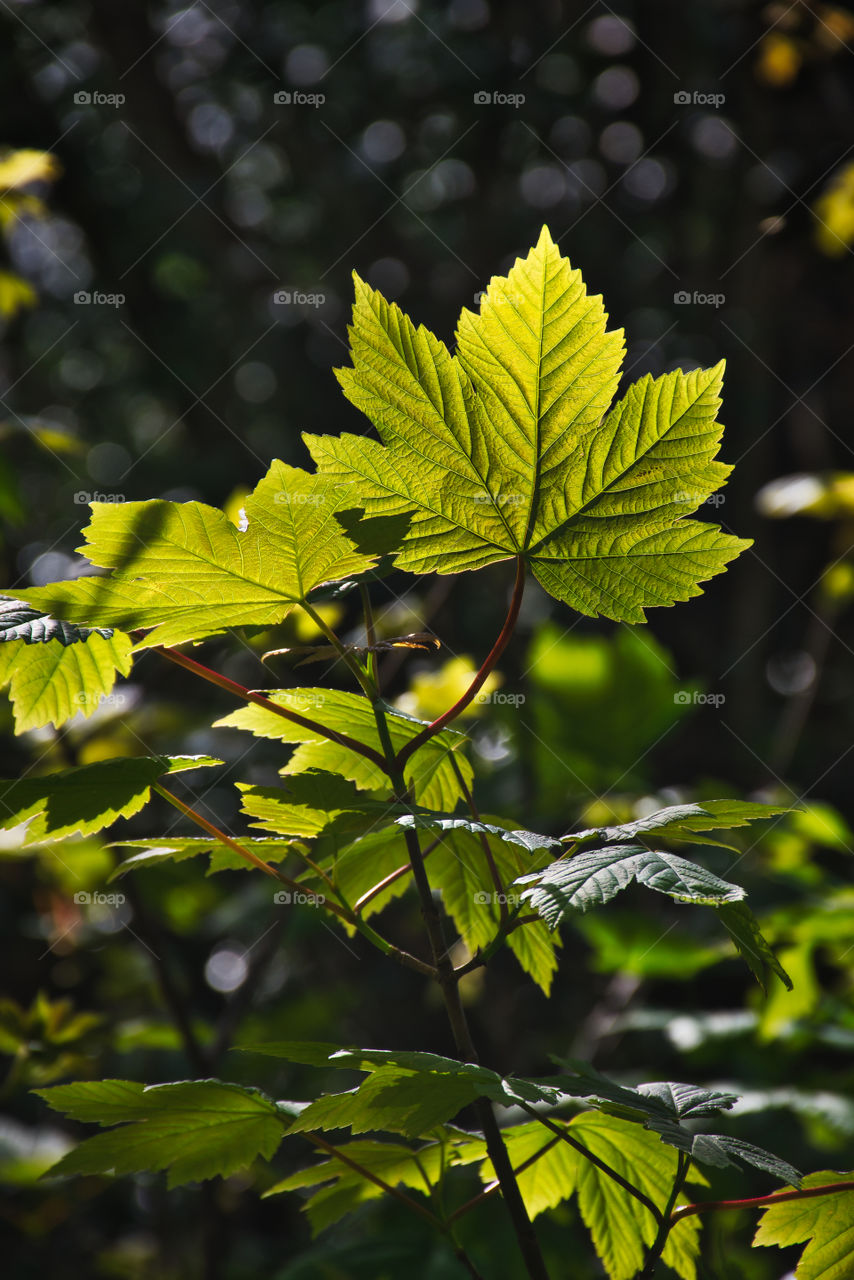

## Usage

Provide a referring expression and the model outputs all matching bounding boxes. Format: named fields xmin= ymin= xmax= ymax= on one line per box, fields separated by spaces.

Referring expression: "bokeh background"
xmin=2 ymin=2 xmax=854 ymax=1277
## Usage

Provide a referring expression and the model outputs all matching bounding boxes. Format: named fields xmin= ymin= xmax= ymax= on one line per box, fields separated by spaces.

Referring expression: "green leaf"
xmin=237 ymin=770 xmax=400 ymax=839
xmin=307 ymin=226 xmax=747 ymax=622
xmin=110 ymin=836 xmax=301 ymax=878
xmin=519 ymin=845 xmax=745 ymax=926
xmin=396 ymin=813 xmax=561 ymax=854
xmin=717 ymin=901 xmax=793 ymax=991
xmin=753 ymin=1170 xmax=854 ymax=1279
xmin=11 ymin=463 xmax=377 ymax=649
xmin=264 ymin=1137 xmax=447 ymax=1235
xmin=569 ymin=799 xmax=791 ymax=852
xmin=236 ymin=1042 xmax=563 ymax=1138
xmin=35 ymin=1078 xmax=286 ymax=1187
xmin=216 ymin=690 xmax=472 ymax=810
xmin=426 ymin=825 xmax=560 ymax=993
xmin=0 ymin=596 xmax=133 ymax=732
xmin=472 ymin=1113 xmax=704 ymax=1280
xmin=0 ymin=755 xmax=221 ymax=843
xmin=690 ymin=1134 xmax=801 ymax=1185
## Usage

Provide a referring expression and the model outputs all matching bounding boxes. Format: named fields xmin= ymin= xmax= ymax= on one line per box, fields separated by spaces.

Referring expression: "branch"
xmin=152 ymin=785 xmax=436 ymax=978
xmin=671 ymin=1179 xmax=854 ymax=1224
xmin=157 ymin=645 xmax=387 ymax=770
xmin=517 ymin=1105 xmax=663 ymax=1226
xmin=394 ymin=556 xmax=525 ymax=773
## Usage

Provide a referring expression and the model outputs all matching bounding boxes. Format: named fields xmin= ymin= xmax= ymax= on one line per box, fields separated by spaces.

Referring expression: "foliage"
xmin=1 ymin=230 xmax=852 ymax=1280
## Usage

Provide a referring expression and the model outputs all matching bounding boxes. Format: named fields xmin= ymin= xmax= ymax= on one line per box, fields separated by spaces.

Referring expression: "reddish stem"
xmin=158 ymin=645 xmax=387 ymax=770
xmin=394 ymin=556 xmax=526 ymax=774
xmin=671 ymin=1180 xmax=854 ymax=1224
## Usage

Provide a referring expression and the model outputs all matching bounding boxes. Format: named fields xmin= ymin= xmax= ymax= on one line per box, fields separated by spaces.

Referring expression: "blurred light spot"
xmin=87 ymin=442 xmax=132 ymax=483
xmin=622 ymin=157 xmax=669 ymax=202
xmin=205 ymin=946 xmax=249 ymax=993
xmin=165 ymin=6 xmax=217 ymax=48
xmin=520 ymin=164 xmax=566 ymax=208
xmin=420 ymin=113 xmax=458 ymax=144
xmin=599 ymin=121 xmax=643 ymax=164
xmin=285 ymin=44 xmax=329 ymax=85
xmin=474 ymin=727 xmax=513 ymax=764
xmin=187 ymin=102 xmax=234 ymax=153
xmin=587 ymin=14 xmax=636 ymax=55
xmin=766 ymin=651 xmax=816 ymax=697
xmin=756 ymin=474 xmax=824 ymax=517
xmin=549 ymin=114 xmax=590 ymax=157
xmin=226 ymin=186 xmax=271 ymax=227
xmin=407 ymin=158 xmax=475 ymax=210
xmin=361 ymin=119 xmax=406 ymax=164
xmin=366 ymin=256 xmax=410 ymax=297
xmin=592 ymin=66 xmax=639 ymax=110
xmin=535 ymin=54 xmax=580 ymax=95
xmin=566 ymin=158 xmax=606 ymax=202
xmin=368 ymin=0 xmax=418 ymax=22
xmin=691 ymin=115 xmax=737 ymax=160
xmin=234 ymin=361 xmax=276 ymax=403
xmin=449 ymin=0 xmax=489 ymax=30
xmin=29 ymin=551 xmax=78 ymax=587
xmin=58 ymin=351 xmax=105 ymax=392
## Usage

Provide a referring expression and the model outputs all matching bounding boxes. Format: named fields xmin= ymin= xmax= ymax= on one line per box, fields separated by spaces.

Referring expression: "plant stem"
xmin=638 ymin=1151 xmax=690 ymax=1279
xmin=448 ymin=1135 xmax=563 ymax=1223
xmin=517 ymin=1105 xmax=662 ymax=1226
xmin=157 ymin=645 xmax=386 ymax=769
xmin=360 ymin=581 xmax=380 ymax=691
xmin=152 ymin=784 xmax=436 ymax=978
xmin=300 ymin=598 xmax=378 ymax=698
xmin=372 ymin=745 xmax=548 ymax=1278
xmin=394 ymin=556 xmax=525 ymax=774
xmin=300 ymin=1130 xmax=444 ymax=1229
xmin=670 ymin=1179 xmax=854 ymax=1224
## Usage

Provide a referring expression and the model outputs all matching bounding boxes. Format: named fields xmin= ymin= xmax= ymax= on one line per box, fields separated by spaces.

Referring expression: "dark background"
xmin=2 ymin=2 xmax=854 ymax=1278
